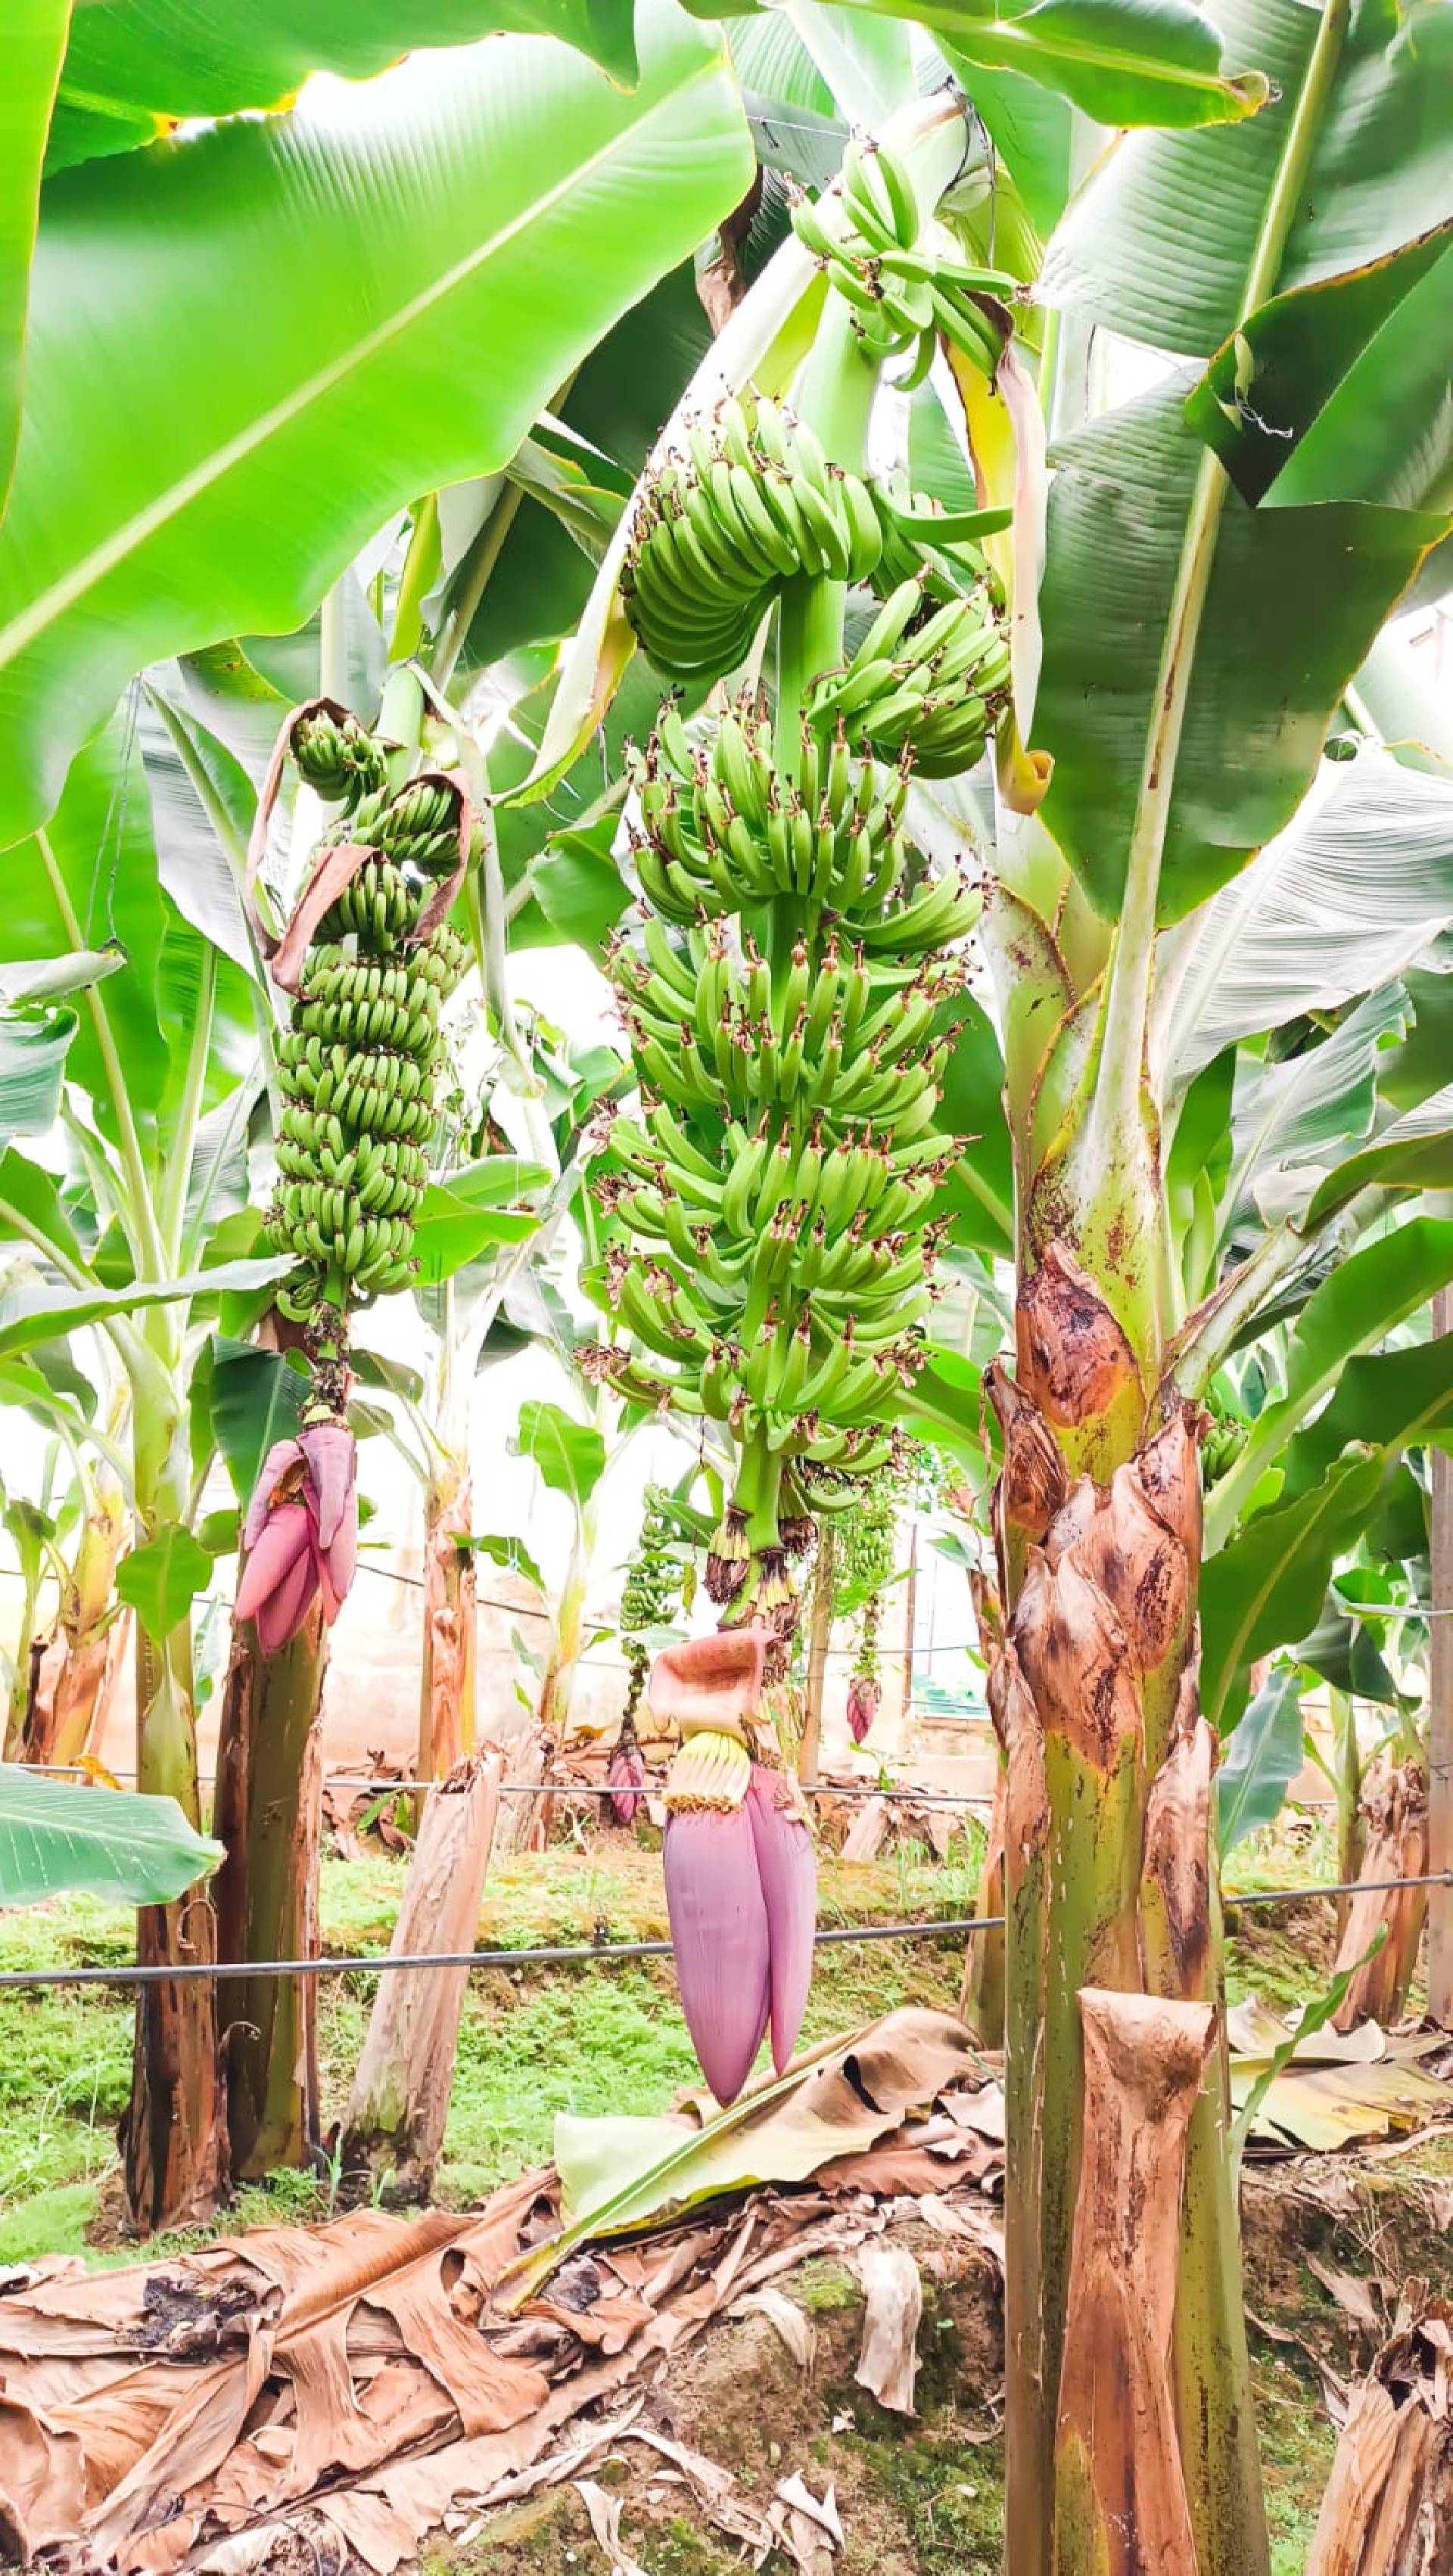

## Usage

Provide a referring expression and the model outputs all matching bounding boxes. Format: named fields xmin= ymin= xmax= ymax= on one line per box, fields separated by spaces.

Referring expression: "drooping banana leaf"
xmin=0 ymin=2 xmax=754 ymax=851
xmin=0 ymin=1763 xmax=222 ymax=1908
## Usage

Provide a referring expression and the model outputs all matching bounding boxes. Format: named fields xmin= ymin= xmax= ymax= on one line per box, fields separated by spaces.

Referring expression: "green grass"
xmin=0 ymin=1836 xmax=974 ymax=2257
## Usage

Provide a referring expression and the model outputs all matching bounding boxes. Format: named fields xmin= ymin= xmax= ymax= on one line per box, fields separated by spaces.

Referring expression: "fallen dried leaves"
xmin=0 ymin=2011 xmax=1003 ymax=2575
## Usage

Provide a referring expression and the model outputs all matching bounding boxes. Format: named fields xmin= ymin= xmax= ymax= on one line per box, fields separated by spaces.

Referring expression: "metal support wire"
xmin=1 ymin=1873 xmax=1448 ymax=1995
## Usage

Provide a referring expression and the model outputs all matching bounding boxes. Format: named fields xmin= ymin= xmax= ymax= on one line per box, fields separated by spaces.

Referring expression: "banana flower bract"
xmin=235 ymin=1423 xmax=358 ymax=1655
xmin=652 ymin=1628 xmax=816 ymax=2103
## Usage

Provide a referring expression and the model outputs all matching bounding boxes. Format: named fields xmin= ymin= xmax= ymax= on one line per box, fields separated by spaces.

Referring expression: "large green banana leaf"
xmin=1204 ymin=1217 xmax=1453 ymax=1548
xmin=0 ymin=1257 xmax=289 ymax=1359
xmin=1224 ymin=983 xmax=1411 ymax=1232
xmin=0 ymin=1763 xmax=222 ymax=1908
xmin=1037 ymin=387 xmax=1444 ymax=921
xmin=1 ymin=713 xmax=257 ymax=1157
xmin=686 ymin=0 xmax=1271 ymax=129
xmin=1041 ymin=0 xmax=1453 ymax=360
xmin=1157 ymin=748 xmax=1453 ymax=1086
xmin=1303 ymin=1082 xmax=1453 ymax=1226
xmin=1035 ymin=0 xmax=1453 ymax=921
xmin=0 ymin=2 xmax=753 ymax=853
xmin=1201 ymin=1335 xmax=1453 ymax=1723
xmin=1216 ymin=1664 xmax=1303 ymax=1849
xmin=0 ymin=1008 xmax=80 ymax=1148
xmin=1 ymin=0 xmax=67 ymax=523
xmin=45 ymin=0 xmax=644 ymax=172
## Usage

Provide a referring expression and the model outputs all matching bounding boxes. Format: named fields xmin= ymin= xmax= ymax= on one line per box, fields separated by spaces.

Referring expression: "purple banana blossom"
xmin=652 ymin=1630 xmax=817 ymax=2105
xmin=664 ymin=1798 xmax=771 ymax=2102
xmin=607 ymin=1723 xmax=648 ymax=1824
xmin=745 ymin=1763 xmax=816 ymax=2075
xmin=235 ymin=1423 xmax=358 ymax=1655
xmin=846 ymin=1672 xmax=879 ymax=1745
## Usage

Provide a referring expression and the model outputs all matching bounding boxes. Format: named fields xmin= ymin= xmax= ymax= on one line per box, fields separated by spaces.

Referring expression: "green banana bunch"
xmin=623 ymin=693 xmax=916 ymax=924
xmin=620 ymin=1491 xmax=684 ymax=1720
xmin=1202 ymin=1397 xmax=1249 ymax=1489
xmin=265 ymin=712 xmax=469 ymax=1316
xmin=620 ymin=390 xmax=882 ymax=681
xmin=591 ymin=712 xmax=970 ymax=1650
xmin=806 ymin=570 xmax=1012 ymax=778
xmin=291 ymin=703 xmax=390 ymax=804
xmin=789 ymin=135 xmax=1013 ymax=387
xmin=584 ymin=136 xmax=1021 ymax=1673
xmin=869 ymin=468 xmax=1012 ymax=606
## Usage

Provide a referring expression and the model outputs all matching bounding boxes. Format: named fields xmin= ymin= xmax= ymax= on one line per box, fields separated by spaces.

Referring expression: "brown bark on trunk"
xmin=1330 ymin=1756 xmax=1430 ymax=2031
xmin=996 ymin=1257 xmax=1267 ymax=2576
xmin=19 ymin=1469 xmax=129 ymax=1770
xmin=21 ymin=1617 xmax=128 ymax=1770
xmin=1306 ymin=2304 xmax=1453 ymax=2574
xmin=341 ymin=1751 xmax=503 ymax=2197
xmin=122 ymin=1623 xmax=226 ymax=2233
xmin=1427 ymin=1286 xmax=1451 ymax=2029
xmin=212 ymin=1599 xmax=328 ymax=2178
xmin=418 ymin=1467 xmax=476 ymax=1783
xmin=1053 ymin=1990 xmax=1215 ymax=2574
xmin=489 ymin=1724 xmax=555 ymax=1860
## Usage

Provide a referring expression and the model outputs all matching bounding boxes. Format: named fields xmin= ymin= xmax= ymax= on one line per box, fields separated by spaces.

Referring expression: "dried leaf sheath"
xmin=1053 ymin=1990 xmax=1214 ymax=2574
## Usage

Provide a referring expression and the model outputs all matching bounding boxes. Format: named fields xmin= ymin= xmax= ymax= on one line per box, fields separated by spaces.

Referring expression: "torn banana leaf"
xmin=506 ymin=2005 xmax=983 ymax=2303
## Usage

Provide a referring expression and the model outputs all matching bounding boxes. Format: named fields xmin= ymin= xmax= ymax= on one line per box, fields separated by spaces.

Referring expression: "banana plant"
xmin=0 ymin=698 xmax=298 ymax=2230
xmin=528 ymin=0 xmax=1453 ymax=2557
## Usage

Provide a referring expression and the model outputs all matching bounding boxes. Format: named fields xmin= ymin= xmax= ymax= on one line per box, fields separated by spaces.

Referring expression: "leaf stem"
xmin=390 ymin=494 xmax=441 ymax=662
xmin=36 ymin=827 xmax=167 ymax=1282
xmin=431 ymin=481 xmax=524 ymax=692
xmin=319 ymin=576 xmax=349 ymax=705
xmin=159 ymin=940 xmax=216 ymax=1271
xmin=1095 ymin=0 xmax=1351 ymax=1148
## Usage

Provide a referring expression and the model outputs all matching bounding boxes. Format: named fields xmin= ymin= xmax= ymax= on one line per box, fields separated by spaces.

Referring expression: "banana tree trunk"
xmin=1329 ymin=1687 xmax=1366 ymax=1937
xmin=212 ymin=1598 xmax=328 ymax=2177
xmin=960 ymin=1754 xmax=1006 ymax=2043
xmin=121 ymin=1370 xmax=226 ymax=2233
xmin=419 ymin=1448 xmax=475 ymax=1782
xmin=3 ymin=1548 xmax=49 ymax=1761
xmin=341 ymin=1751 xmax=502 ymax=2196
xmin=20 ymin=1463 xmax=129 ymax=1770
xmin=994 ymin=1254 xmax=1267 ymax=2576
xmin=961 ymin=1568 xmax=1007 ymax=2043
xmin=1330 ymin=1754 xmax=1429 ymax=2031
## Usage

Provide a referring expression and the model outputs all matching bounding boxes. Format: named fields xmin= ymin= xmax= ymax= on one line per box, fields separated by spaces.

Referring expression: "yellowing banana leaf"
xmin=505 ymin=2004 xmax=982 ymax=2304
xmin=1229 ymin=1992 xmax=1453 ymax=2155
xmin=1227 ymin=1996 xmax=1446 ymax=2071
xmin=1233 ymin=2057 xmax=1453 ymax=2156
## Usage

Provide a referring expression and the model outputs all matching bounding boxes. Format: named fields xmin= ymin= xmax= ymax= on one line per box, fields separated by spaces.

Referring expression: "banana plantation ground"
xmin=4 ymin=1819 xmax=1449 ymax=2576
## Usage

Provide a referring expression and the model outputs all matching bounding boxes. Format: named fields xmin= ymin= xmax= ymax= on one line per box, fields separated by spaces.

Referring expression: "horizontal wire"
xmin=20 ymin=1761 xmax=1346 ymax=1814
xmin=22 ymin=1763 xmax=995 ymax=1808
xmin=2 ymin=1875 xmax=1448 ymax=1995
